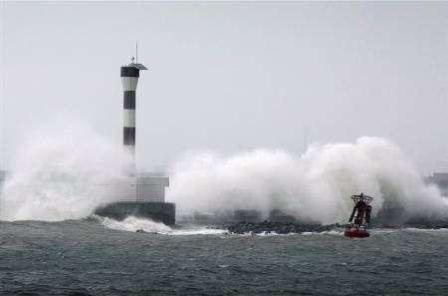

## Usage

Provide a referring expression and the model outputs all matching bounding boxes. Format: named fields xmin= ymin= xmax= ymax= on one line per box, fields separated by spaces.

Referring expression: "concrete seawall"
xmin=95 ymin=202 xmax=176 ymax=226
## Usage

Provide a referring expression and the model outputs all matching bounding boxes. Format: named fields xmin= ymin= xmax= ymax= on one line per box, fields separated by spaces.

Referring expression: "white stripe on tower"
xmin=123 ymin=109 xmax=136 ymax=128
xmin=122 ymin=77 xmax=139 ymax=91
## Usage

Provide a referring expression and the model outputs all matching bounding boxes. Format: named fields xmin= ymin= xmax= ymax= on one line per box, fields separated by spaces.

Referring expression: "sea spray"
xmin=99 ymin=215 xmax=227 ymax=235
xmin=167 ymin=137 xmax=448 ymax=224
xmin=100 ymin=216 xmax=172 ymax=233
xmin=0 ymin=123 xmax=132 ymax=221
xmin=3 ymin=131 xmax=447 ymax=225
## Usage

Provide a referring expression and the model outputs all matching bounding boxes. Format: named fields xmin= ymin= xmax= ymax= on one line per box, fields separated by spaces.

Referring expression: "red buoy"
xmin=344 ymin=193 xmax=373 ymax=238
xmin=344 ymin=226 xmax=370 ymax=238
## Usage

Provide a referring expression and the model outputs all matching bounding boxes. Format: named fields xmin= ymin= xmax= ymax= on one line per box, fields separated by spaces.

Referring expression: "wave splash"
xmin=100 ymin=216 xmax=173 ymax=233
xmin=168 ymin=137 xmax=448 ymax=224
xmin=99 ymin=216 xmax=227 ymax=235
xmin=2 ymin=130 xmax=447 ymax=226
xmin=0 ymin=123 xmax=132 ymax=221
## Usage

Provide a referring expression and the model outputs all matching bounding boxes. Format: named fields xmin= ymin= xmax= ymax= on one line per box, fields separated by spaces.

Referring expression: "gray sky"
xmin=1 ymin=1 xmax=447 ymax=173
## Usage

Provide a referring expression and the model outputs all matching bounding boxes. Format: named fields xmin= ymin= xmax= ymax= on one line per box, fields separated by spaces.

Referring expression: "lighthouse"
xmin=120 ymin=57 xmax=147 ymax=172
xmin=94 ymin=52 xmax=175 ymax=225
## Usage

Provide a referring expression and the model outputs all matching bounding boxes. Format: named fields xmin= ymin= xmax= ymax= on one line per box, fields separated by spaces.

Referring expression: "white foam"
xmin=99 ymin=215 xmax=227 ymax=235
xmin=100 ymin=216 xmax=172 ymax=234
xmin=169 ymin=227 xmax=228 ymax=236
xmin=403 ymin=227 xmax=448 ymax=233
xmin=370 ymin=229 xmax=399 ymax=234
xmin=3 ymin=131 xmax=448 ymax=225
xmin=301 ymin=230 xmax=344 ymax=236
xmin=1 ymin=121 xmax=132 ymax=221
xmin=232 ymin=230 xmax=341 ymax=236
xmin=168 ymin=137 xmax=448 ymax=224
xmin=255 ymin=231 xmax=281 ymax=236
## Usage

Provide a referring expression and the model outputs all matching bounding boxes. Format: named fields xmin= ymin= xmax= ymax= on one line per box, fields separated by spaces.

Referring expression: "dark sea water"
xmin=1 ymin=219 xmax=448 ymax=296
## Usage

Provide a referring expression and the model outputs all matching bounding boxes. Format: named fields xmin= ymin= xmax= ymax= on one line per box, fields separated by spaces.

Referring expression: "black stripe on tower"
xmin=121 ymin=67 xmax=140 ymax=78
xmin=123 ymin=91 xmax=136 ymax=109
xmin=123 ymin=127 xmax=136 ymax=145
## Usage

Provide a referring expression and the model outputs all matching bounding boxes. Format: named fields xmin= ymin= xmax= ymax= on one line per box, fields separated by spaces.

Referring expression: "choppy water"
xmin=1 ymin=218 xmax=448 ymax=295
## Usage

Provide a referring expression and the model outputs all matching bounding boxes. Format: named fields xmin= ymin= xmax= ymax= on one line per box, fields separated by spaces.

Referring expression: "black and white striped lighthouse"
xmin=121 ymin=57 xmax=147 ymax=172
xmin=94 ymin=54 xmax=175 ymax=225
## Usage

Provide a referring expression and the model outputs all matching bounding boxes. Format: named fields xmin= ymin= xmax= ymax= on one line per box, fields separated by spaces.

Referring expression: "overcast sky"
xmin=0 ymin=1 xmax=447 ymax=173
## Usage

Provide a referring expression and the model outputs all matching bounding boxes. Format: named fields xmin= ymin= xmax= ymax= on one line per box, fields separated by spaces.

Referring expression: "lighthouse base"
xmin=95 ymin=202 xmax=176 ymax=226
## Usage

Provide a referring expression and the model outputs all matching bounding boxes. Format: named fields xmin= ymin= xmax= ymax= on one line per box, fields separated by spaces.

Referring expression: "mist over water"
xmin=168 ymin=137 xmax=448 ymax=224
xmin=1 ymin=128 xmax=447 ymax=225
xmin=0 ymin=123 xmax=131 ymax=221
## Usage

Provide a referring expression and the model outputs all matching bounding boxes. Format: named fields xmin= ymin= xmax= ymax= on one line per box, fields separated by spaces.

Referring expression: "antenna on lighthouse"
xmin=135 ymin=42 xmax=139 ymax=63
